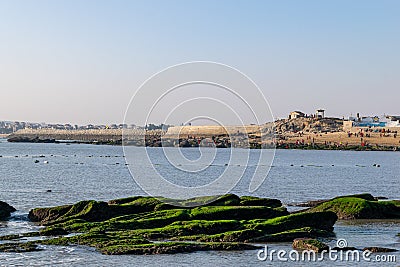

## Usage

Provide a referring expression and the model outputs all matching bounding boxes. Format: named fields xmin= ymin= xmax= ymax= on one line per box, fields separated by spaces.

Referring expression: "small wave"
xmin=9 ymin=211 xmax=30 ymax=221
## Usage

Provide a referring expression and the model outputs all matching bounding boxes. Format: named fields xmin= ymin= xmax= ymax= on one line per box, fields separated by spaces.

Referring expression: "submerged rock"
xmin=292 ymin=238 xmax=329 ymax=252
xmin=0 ymin=201 xmax=16 ymax=220
xmin=363 ymin=247 xmax=398 ymax=253
xmin=0 ymin=243 xmax=41 ymax=253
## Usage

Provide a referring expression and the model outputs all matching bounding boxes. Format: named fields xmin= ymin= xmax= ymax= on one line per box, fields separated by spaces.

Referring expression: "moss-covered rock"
xmin=190 ymin=206 xmax=288 ymax=221
xmin=17 ymin=194 xmax=340 ymax=255
xmin=250 ymin=227 xmax=334 ymax=242
xmin=0 ymin=201 xmax=16 ymax=220
xmin=39 ymin=226 xmax=69 ymax=236
xmin=29 ymin=194 xmax=286 ymax=225
xmin=239 ymin=196 xmax=282 ymax=208
xmin=98 ymin=241 xmax=259 ymax=255
xmin=249 ymin=211 xmax=338 ymax=233
xmin=292 ymin=238 xmax=329 ymax=252
xmin=307 ymin=196 xmax=400 ymax=219
xmin=37 ymin=230 xmax=259 ymax=255
xmin=157 ymin=212 xmax=336 ymax=243
xmin=333 ymin=193 xmax=376 ymax=201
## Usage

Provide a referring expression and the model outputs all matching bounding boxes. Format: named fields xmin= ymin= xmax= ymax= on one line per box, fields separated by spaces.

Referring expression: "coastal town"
xmin=2 ymin=109 xmax=399 ymax=151
xmin=0 ymin=121 xmax=146 ymax=134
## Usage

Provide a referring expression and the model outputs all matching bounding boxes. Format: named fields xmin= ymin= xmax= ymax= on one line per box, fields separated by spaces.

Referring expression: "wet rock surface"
xmin=0 ymin=201 xmax=16 ymax=220
xmin=292 ymin=238 xmax=329 ymax=252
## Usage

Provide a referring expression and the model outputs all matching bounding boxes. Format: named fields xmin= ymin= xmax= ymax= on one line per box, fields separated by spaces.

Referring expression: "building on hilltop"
xmin=316 ymin=109 xmax=325 ymax=118
xmin=289 ymin=111 xmax=305 ymax=120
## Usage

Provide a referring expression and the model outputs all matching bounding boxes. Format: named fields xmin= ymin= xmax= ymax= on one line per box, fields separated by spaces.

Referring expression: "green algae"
xmin=307 ymin=197 xmax=400 ymax=219
xmin=247 ymin=211 xmax=338 ymax=233
xmin=14 ymin=194 xmax=341 ymax=255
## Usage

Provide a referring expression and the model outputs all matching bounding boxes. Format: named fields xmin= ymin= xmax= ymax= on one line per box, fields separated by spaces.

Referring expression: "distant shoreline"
xmin=5 ymin=126 xmax=400 ymax=152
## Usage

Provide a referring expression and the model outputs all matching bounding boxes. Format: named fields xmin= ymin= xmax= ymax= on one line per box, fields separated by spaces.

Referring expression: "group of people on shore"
xmin=348 ymin=128 xmax=398 ymax=139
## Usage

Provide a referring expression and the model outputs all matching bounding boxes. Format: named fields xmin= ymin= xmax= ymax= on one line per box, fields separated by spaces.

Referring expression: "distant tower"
xmin=316 ymin=109 xmax=325 ymax=118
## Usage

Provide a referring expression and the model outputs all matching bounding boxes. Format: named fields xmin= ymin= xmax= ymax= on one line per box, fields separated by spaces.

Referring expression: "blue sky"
xmin=0 ymin=0 xmax=399 ymax=124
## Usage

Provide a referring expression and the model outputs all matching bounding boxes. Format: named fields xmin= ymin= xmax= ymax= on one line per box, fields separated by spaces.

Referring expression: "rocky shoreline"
xmin=6 ymin=135 xmax=399 ymax=151
xmin=5 ymin=118 xmax=400 ymax=151
xmin=0 ymin=193 xmax=399 ymax=255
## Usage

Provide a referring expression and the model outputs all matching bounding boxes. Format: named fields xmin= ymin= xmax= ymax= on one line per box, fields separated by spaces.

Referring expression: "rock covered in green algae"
xmin=239 ymin=196 xmax=282 ymax=208
xmin=28 ymin=194 xmax=284 ymax=224
xmin=0 ymin=201 xmax=16 ymax=220
xmin=292 ymin=238 xmax=329 ymax=252
xmin=99 ymin=242 xmax=260 ymax=255
xmin=22 ymin=194 xmax=339 ymax=255
xmin=248 ymin=227 xmax=334 ymax=242
xmin=306 ymin=195 xmax=400 ymax=219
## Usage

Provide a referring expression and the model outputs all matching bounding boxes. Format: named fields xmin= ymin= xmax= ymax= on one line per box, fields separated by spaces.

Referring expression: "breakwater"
xmin=7 ymin=126 xmax=273 ymax=148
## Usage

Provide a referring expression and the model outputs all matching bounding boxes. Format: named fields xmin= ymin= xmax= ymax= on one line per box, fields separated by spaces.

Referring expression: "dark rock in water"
xmin=46 ymin=190 xmax=52 ymax=192
xmin=296 ymin=199 xmax=328 ymax=207
xmin=34 ymin=160 xmax=40 ymax=163
xmin=292 ymin=238 xmax=329 ymax=252
xmin=40 ymin=227 xmax=68 ymax=236
xmin=7 ymin=136 xmax=56 ymax=143
xmin=332 ymin=246 xmax=358 ymax=251
xmin=179 ymin=140 xmax=191 ymax=147
xmin=0 ymin=201 xmax=16 ymax=220
xmin=0 ymin=243 xmax=41 ymax=252
xmin=363 ymin=247 xmax=398 ymax=253
xmin=0 ymin=234 xmax=21 ymax=241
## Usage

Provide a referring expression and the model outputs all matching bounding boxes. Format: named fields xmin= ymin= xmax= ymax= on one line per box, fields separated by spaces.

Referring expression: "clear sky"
xmin=0 ymin=0 xmax=399 ymax=125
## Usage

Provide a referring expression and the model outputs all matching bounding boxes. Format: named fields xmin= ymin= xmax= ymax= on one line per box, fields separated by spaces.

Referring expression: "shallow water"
xmin=0 ymin=140 xmax=399 ymax=266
